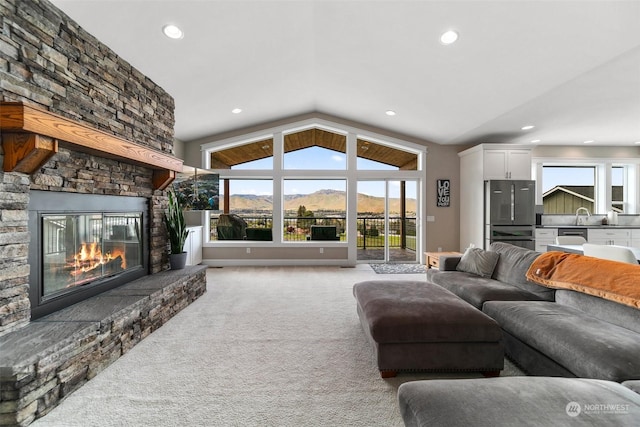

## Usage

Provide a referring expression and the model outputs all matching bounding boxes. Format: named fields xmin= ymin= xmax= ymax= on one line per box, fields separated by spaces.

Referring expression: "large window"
xmin=201 ymin=119 xmax=425 ymax=258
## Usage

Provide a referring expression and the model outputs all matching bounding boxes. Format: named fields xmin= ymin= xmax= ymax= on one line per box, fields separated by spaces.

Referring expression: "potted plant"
xmin=164 ymin=188 xmax=189 ymax=269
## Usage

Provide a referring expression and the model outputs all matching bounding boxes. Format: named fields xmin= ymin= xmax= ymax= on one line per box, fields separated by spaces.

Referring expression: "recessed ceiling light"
xmin=231 ymin=108 xmax=242 ymax=114
xmin=583 ymin=140 xmax=594 ymax=144
xmin=530 ymin=139 xmax=541 ymax=143
xmin=521 ymin=125 xmax=535 ymax=130
xmin=635 ymin=141 xmax=640 ymax=144
xmin=440 ymin=30 xmax=459 ymax=45
xmin=385 ymin=110 xmax=396 ymax=116
xmin=162 ymin=24 xmax=184 ymax=40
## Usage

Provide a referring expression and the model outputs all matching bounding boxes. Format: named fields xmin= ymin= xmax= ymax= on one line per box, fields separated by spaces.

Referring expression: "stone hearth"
xmin=0 ymin=265 xmax=207 ymax=426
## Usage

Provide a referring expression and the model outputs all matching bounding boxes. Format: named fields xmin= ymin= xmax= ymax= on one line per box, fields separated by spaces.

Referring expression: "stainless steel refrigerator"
xmin=485 ymin=180 xmax=535 ymax=250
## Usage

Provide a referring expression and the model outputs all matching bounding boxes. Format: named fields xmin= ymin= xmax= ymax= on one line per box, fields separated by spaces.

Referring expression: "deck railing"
xmin=210 ymin=215 xmax=416 ymax=250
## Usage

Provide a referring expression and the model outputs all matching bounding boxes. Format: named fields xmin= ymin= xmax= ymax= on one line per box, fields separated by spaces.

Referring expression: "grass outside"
xmin=281 ymin=232 xmax=416 ymax=250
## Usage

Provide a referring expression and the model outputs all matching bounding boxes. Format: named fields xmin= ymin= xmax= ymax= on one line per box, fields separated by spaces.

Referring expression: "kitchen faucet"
xmin=575 ymin=207 xmax=591 ymax=225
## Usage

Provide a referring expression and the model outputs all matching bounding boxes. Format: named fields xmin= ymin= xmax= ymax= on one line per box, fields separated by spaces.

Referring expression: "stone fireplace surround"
xmin=1 ymin=0 xmax=182 ymax=336
xmin=0 ymin=1 xmax=208 ymax=425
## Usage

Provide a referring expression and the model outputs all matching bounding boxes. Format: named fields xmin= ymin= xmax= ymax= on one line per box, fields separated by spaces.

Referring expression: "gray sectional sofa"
xmin=426 ymin=242 xmax=640 ymax=382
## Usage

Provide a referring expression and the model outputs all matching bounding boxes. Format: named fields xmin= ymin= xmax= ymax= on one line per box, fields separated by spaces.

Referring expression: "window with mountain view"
xmin=283 ymin=180 xmax=346 ymax=241
xmin=202 ymin=119 xmax=425 ymax=253
xmin=212 ymin=179 xmax=273 ymax=241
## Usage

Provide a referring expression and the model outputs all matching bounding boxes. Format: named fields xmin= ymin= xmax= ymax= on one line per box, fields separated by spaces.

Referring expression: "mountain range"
xmin=229 ymin=189 xmax=417 ymax=214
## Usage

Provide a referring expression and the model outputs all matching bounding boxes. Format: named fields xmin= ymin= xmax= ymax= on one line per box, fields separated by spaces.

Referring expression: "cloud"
xmin=332 ymin=155 xmax=345 ymax=162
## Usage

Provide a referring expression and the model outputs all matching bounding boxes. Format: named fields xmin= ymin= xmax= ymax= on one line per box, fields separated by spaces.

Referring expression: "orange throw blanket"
xmin=526 ymin=251 xmax=640 ymax=309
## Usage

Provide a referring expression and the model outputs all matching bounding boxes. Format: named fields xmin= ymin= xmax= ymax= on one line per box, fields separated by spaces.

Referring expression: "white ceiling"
xmin=50 ymin=0 xmax=640 ymax=147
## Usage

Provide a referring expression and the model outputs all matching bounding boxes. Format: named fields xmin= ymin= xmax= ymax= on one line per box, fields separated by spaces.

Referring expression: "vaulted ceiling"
xmin=51 ymin=0 xmax=640 ymax=147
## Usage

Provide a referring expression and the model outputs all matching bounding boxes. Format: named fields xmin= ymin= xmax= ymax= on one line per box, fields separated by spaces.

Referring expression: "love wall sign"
xmin=437 ymin=179 xmax=450 ymax=207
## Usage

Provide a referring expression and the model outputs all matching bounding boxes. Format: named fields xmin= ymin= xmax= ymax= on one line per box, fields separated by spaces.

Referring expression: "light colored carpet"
xmin=369 ymin=263 xmax=427 ymax=274
xmin=33 ymin=265 xmax=523 ymax=427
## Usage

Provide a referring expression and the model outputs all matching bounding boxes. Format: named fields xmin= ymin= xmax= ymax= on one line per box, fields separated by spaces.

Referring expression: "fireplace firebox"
xmin=29 ymin=191 xmax=149 ymax=319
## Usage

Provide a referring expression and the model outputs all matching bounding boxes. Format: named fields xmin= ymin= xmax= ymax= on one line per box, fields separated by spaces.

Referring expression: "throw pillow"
xmin=456 ymin=247 xmax=500 ymax=278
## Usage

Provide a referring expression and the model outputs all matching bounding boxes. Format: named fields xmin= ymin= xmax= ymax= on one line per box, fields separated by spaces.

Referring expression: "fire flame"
xmin=70 ymin=242 xmax=126 ymax=277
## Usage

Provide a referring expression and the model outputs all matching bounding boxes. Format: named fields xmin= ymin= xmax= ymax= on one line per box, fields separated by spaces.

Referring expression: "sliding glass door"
xmin=357 ymin=180 xmax=418 ymax=263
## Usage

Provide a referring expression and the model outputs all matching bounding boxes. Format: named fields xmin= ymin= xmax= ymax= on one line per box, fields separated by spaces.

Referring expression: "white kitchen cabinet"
xmin=535 ymin=228 xmax=557 ymax=252
xmin=183 ymin=226 xmax=203 ymax=265
xmin=631 ymin=229 xmax=640 ymax=249
xmin=483 ymin=149 xmax=532 ymax=180
xmin=587 ymin=228 xmax=631 ymax=247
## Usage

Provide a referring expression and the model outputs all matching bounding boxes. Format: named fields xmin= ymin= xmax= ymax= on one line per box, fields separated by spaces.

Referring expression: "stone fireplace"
xmin=28 ymin=190 xmax=150 ymax=319
xmin=0 ymin=2 xmax=209 ymax=425
xmin=0 ymin=100 xmax=181 ymax=331
xmin=0 ymin=0 xmax=184 ymax=334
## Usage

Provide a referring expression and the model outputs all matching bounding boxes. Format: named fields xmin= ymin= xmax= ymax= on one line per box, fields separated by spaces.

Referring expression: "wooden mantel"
xmin=0 ymin=102 xmax=183 ymax=190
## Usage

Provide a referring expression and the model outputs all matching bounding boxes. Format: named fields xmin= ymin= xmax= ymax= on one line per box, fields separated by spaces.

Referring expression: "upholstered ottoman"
xmin=353 ymin=280 xmax=504 ymax=378
xmin=398 ymin=377 xmax=640 ymax=426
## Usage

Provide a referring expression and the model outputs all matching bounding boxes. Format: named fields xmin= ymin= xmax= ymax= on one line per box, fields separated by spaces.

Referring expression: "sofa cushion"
xmin=427 ymin=270 xmax=544 ymax=309
xmin=353 ymin=280 xmax=502 ymax=343
xmin=489 ymin=242 xmax=554 ymax=301
xmin=398 ymin=377 xmax=640 ymax=427
xmin=456 ymin=247 xmax=500 ymax=278
xmin=483 ymin=300 xmax=640 ymax=381
xmin=555 ymin=290 xmax=640 ymax=334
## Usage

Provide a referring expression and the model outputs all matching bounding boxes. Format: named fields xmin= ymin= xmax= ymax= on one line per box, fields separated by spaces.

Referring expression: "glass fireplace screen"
xmin=41 ymin=212 xmax=143 ymax=299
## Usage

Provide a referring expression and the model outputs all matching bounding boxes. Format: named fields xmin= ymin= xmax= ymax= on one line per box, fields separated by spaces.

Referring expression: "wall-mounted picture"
xmin=173 ymin=166 xmax=219 ymax=210
xmin=437 ymin=179 xmax=450 ymax=207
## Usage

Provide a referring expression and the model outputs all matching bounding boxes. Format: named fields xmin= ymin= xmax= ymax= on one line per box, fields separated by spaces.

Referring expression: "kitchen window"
xmin=537 ymin=162 xmax=638 ymax=214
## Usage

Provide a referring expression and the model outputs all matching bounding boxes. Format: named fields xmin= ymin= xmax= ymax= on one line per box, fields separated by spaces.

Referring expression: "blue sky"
xmin=229 ymin=146 xmax=410 ymax=198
